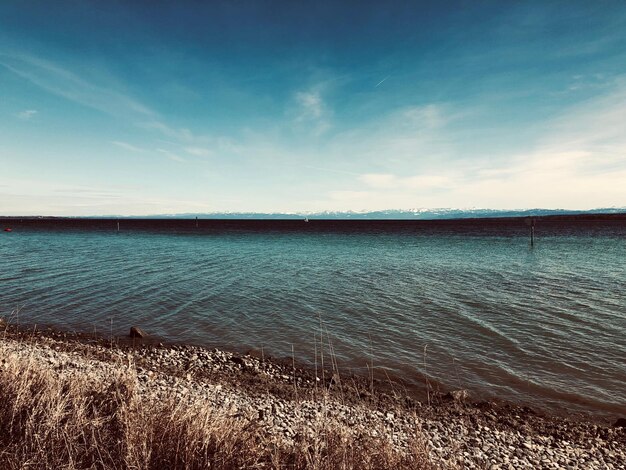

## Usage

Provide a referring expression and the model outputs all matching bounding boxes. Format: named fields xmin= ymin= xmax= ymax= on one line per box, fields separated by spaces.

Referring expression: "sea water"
xmin=1 ymin=217 xmax=624 ymax=417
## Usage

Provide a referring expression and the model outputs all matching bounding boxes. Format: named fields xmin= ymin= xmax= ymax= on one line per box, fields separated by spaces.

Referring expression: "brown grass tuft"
xmin=0 ymin=346 xmax=434 ymax=469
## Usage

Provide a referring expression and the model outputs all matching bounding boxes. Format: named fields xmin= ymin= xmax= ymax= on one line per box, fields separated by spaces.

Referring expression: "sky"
xmin=1 ymin=1 xmax=626 ymax=216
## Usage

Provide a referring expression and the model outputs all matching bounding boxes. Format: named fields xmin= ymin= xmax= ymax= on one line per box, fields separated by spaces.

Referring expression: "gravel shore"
xmin=1 ymin=325 xmax=624 ymax=469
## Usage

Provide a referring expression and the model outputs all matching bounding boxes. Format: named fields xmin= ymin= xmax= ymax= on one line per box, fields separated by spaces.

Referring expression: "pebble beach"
xmin=1 ymin=324 xmax=624 ymax=469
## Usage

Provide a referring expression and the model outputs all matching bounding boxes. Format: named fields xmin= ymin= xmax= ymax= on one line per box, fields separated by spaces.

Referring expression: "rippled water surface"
xmin=1 ymin=218 xmax=625 ymax=417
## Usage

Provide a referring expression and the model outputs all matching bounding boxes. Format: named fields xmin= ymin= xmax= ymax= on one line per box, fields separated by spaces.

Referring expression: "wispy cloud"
xmin=140 ymin=121 xmax=242 ymax=156
xmin=156 ymin=148 xmax=186 ymax=162
xmin=140 ymin=121 xmax=195 ymax=142
xmin=359 ymin=173 xmax=453 ymax=190
xmin=292 ymin=88 xmax=331 ymax=135
xmin=322 ymin=80 xmax=626 ymax=211
xmin=401 ymin=104 xmax=450 ymax=131
xmin=0 ymin=52 xmax=153 ymax=119
xmin=0 ymin=178 xmax=219 ymax=216
xmin=328 ymin=190 xmax=371 ymax=201
xmin=111 ymin=141 xmax=144 ymax=152
xmin=303 ymin=165 xmax=358 ymax=176
xmin=295 ymin=91 xmax=324 ymax=120
xmin=0 ymin=52 xmax=244 ymax=162
xmin=185 ymin=146 xmax=212 ymax=157
xmin=17 ymin=109 xmax=38 ymax=120
xmin=0 ymin=180 xmax=132 ymax=215
xmin=325 ymin=103 xmax=457 ymax=171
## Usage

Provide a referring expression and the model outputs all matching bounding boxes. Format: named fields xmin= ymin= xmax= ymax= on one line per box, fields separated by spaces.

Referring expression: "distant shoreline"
xmin=2 ymin=210 xmax=626 ymax=222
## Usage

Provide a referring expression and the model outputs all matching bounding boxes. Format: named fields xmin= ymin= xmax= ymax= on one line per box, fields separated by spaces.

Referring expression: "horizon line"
xmin=2 ymin=207 xmax=626 ymax=220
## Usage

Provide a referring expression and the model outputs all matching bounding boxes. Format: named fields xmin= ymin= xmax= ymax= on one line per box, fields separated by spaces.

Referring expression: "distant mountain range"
xmin=103 ymin=207 xmax=626 ymax=220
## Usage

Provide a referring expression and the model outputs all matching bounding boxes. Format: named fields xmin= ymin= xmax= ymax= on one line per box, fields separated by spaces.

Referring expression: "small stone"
xmin=447 ymin=389 xmax=469 ymax=402
xmin=612 ymin=417 xmax=626 ymax=428
xmin=129 ymin=326 xmax=147 ymax=338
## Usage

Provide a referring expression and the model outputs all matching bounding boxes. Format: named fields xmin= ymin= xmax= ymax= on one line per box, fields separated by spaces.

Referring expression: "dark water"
xmin=1 ymin=217 xmax=625 ymax=417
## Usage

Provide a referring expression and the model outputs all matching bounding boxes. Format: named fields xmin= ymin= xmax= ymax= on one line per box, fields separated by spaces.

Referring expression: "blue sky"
xmin=1 ymin=1 xmax=625 ymax=215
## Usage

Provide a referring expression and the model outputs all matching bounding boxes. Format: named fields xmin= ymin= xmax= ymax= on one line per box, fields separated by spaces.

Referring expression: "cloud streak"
xmin=375 ymin=75 xmax=390 ymax=87
xmin=359 ymin=173 xmax=454 ymax=190
xmin=0 ymin=52 xmax=154 ymax=119
xmin=0 ymin=52 xmax=245 ymax=164
xmin=156 ymin=148 xmax=186 ymax=162
xmin=111 ymin=141 xmax=144 ymax=152
xmin=17 ymin=109 xmax=37 ymax=120
xmin=185 ymin=146 xmax=212 ymax=157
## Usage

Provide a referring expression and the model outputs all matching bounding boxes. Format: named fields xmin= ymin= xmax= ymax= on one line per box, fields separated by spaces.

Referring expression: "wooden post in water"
xmin=195 ymin=216 xmax=198 ymax=228
xmin=525 ymin=216 xmax=536 ymax=247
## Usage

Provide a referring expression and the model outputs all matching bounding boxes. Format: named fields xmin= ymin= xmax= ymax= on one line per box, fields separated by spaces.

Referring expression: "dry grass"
xmin=0 ymin=345 xmax=434 ymax=469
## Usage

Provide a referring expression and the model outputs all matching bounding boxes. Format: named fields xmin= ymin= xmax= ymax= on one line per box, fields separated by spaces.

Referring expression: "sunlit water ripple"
xmin=1 ymin=218 xmax=624 ymax=417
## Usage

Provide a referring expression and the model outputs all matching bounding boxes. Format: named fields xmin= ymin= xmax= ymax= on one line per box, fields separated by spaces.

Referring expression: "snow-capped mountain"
xmin=112 ymin=207 xmax=626 ymax=219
